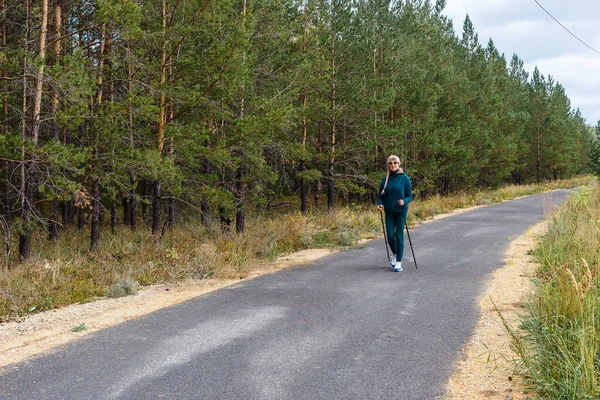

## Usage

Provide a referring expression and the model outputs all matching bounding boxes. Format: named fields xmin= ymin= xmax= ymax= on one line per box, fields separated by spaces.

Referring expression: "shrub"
xmin=103 ymin=279 xmax=140 ymax=298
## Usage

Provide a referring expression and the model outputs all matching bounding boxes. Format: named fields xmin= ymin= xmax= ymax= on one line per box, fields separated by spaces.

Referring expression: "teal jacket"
xmin=377 ymin=171 xmax=413 ymax=214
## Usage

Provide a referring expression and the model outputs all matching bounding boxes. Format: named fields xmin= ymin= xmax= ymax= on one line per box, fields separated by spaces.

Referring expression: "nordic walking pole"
xmin=379 ymin=209 xmax=390 ymax=262
xmin=401 ymin=208 xmax=418 ymax=269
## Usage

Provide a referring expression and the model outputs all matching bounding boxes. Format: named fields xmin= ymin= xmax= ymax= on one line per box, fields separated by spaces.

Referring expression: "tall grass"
xmin=0 ymin=175 xmax=594 ymax=323
xmin=512 ymin=185 xmax=600 ymax=398
xmin=0 ymin=207 xmax=381 ymax=322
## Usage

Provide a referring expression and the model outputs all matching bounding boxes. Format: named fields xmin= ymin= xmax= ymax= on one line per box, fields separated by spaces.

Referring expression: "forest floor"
xmin=0 ymin=205 xmax=543 ymax=399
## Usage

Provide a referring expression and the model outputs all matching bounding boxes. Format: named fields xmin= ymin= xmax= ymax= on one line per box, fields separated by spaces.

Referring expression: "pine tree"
xmin=18 ymin=0 xmax=49 ymax=260
xmin=294 ymin=0 xmax=327 ymax=213
xmin=527 ymin=67 xmax=550 ymax=183
xmin=507 ymin=54 xmax=530 ymax=184
xmin=589 ymin=121 xmax=600 ymax=177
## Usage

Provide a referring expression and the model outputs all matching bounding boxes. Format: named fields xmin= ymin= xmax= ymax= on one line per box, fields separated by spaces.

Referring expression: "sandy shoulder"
xmin=0 ymin=207 xmax=545 ymax=400
xmin=444 ymin=220 xmax=547 ymax=399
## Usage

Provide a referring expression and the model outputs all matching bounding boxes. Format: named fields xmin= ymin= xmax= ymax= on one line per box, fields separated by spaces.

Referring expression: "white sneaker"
xmin=390 ymin=254 xmax=396 ymax=267
xmin=394 ymin=262 xmax=403 ymax=272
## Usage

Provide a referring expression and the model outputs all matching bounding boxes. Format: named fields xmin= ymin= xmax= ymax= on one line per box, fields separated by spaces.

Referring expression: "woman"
xmin=377 ymin=155 xmax=413 ymax=271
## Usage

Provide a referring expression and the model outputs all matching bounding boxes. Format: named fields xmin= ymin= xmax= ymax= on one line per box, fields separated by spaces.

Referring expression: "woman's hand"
xmin=397 ymin=199 xmax=404 ymax=206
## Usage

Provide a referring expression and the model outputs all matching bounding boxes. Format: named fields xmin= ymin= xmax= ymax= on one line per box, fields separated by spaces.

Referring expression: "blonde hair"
xmin=381 ymin=155 xmax=401 ymax=195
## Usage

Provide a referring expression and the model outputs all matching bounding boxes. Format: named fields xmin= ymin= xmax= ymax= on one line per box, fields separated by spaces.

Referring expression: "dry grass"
xmin=0 ymin=175 xmax=594 ymax=323
xmin=0 ymin=206 xmax=380 ymax=322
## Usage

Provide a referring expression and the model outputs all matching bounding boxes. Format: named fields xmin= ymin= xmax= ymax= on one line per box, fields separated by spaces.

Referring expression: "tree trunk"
xmin=327 ymin=12 xmax=336 ymax=211
xmin=125 ymin=44 xmax=136 ymax=230
xmin=168 ymin=198 xmax=175 ymax=227
xmin=151 ymin=0 xmax=168 ymax=237
xmin=62 ymin=198 xmax=73 ymax=228
xmin=110 ymin=203 xmax=117 ymax=234
xmin=18 ymin=0 xmax=31 ymax=261
xmin=90 ymin=179 xmax=100 ymax=251
xmin=21 ymin=1 xmax=30 ymax=142
xmin=30 ymin=0 xmax=48 ymax=145
xmin=300 ymin=52 xmax=308 ymax=215
xmin=1 ymin=167 xmax=10 ymax=263
xmin=326 ymin=166 xmax=334 ymax=210
xmin=536 ymin=130 xmax=541 ymax=184
xmin=314 ymin=124 xmax=323 ymax=208
xmin=89 ymin=25 xmax=105 ymax=249
xmin=49 ymin=199 xmax=59 ymax=241
xmin=95 ymin=25 xmax=105 ymax=105
xmin=201 ymin=199 xmax=210 ymax=226
xmin=1 ymin=161 xmax=9 ymax=224
xmin=300 ymin=159 xmax=307 ymax=215
xmin=77 ymin=206 xmax=85 ymax=231
xmin=233 ymin=0 xmax=247 ymax=233
xmin=48 ymin=0 xmax=62 ymax=241
xmin=19 ymin=0 xmax=48 ymax=260
xmin=49 ymin=0 xmax=61 ymax=140
xmin=129 ymin=174 xmax=137 ymax=229
xmin=141 ymin=180 xmax=147 ymax=221
xmin=122 ymin=195 xmax=130 ymax=227
xmin=151 ymin=180 xmax=161 ymax=236
xmin=166 ymin=116 xmax=174 ymax=228
xmin=18 ymin=165 xmax=33 ymax=261
xmin=200 ymin=157 xmax=211 ymax=226
xmin=1 ymin=0 xmax=7 ymax=137
xmin=235 ymin=166 xmax=245 ymax=233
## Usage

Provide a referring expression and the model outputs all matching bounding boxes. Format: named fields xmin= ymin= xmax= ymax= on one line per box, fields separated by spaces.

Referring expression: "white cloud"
xmin=525 ymin=54 xmax=600 ymax=122
xmin=570 ymin=94 xmax=600 ymax=108
xmin=444 ymin=0 xmax=511 ymax=17
xmin=484 ymin=20 xmax=546 ymax=37
xmin=442 ymin=0 xmax=600 ymax=124
xmin=526 ymin=54 xmax=600 ymax=90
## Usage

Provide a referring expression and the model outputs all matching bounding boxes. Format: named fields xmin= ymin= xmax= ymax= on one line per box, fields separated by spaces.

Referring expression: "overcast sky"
xmin=441 ymin=0 xmax=600 ymax=126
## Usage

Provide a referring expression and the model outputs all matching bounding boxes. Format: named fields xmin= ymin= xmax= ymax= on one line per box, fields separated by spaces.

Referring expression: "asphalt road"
xmin=0 ymin=190 xmax=570 ymax=400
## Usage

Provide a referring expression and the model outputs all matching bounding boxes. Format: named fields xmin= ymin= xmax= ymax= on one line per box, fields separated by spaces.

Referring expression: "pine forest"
xmin=0 ymin=0 xmax=596 ymax=263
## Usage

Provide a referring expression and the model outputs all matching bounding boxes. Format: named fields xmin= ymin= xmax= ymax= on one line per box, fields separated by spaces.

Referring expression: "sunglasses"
xmin=388 ymin=161 xmax=399 ymax=165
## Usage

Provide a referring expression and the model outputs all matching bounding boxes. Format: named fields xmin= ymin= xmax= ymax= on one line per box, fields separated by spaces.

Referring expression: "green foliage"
xmin=589 ymin=121 xmax=600 ymax=177
xmin=71 ymin=322 xmax=88 ymax=333
xmin=0 ymin=0 xmax=594 ymax=260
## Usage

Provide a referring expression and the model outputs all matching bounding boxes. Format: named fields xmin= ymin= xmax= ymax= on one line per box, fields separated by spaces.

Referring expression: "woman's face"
xmin=388 ymin=160 xmax=400 ymax=172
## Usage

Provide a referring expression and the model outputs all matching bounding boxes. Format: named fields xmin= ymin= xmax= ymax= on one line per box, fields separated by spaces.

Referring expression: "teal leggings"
xmin=385 ymin=212 xmax=405 ymax=259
